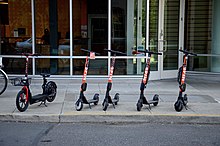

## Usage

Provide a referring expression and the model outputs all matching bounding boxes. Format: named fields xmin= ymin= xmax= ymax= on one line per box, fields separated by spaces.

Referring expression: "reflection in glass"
xmin=36 ymin=58 xmax=70 ymax=75
xmin=73 ymin=59 xmax=107 ymax=75
xmin=3 ymin=58 xmax=32 ymax=75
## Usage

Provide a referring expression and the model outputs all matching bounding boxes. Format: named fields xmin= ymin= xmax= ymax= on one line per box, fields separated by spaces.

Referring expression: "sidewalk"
xmin=0 ymin=74 xmax=220 ymax=124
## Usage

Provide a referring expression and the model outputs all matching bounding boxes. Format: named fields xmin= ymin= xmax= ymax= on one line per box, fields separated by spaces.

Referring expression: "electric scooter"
xmin=102 ymin=49 xmax=126 ymax=111
xmin=133 ymin=49 xmax=162 ymax=111
xmin=174 ymin=49 xmax=197 ymax=112
xmin=12 ymin=53 xmax=57 ymax=112
xmin=75 ymin=48 xmax=100 ymax=111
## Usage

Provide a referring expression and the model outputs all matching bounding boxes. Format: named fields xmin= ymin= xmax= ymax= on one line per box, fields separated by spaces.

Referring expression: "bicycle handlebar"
xmin=81 ymin=48 xmax=100 ymax=55
xmin=179 ymin=49 xmax=197 ymax=56
xmin=104 ymin=49 xmax=127 ymax=55
xmin=132 ymin=50 xmax=162 ymax=55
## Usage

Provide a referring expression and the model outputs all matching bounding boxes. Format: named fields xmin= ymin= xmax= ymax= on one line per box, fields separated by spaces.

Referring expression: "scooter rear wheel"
xmin=183 ymin=94 xmax=188 ymax=106
xmin=75 ymin=100 xmax=83 ymax=111
xmin=16 ymin=90 xmax=29 ymax=112
xmin=174 ymin=99 xmax=183 ymax=112
xmin=46 ymin=81 xmax=57 ymax=102
xmin=153 ymin=94 xmax=159 ymax=106
xmin=114 ymin=93 xmax=120 ymax=105
xmin=93 ymin=93 xmax=99 ymax=105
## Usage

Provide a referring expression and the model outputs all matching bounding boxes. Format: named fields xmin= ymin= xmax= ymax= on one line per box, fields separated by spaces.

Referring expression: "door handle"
xmin=158 ymin=40 xmax=166 ymax=52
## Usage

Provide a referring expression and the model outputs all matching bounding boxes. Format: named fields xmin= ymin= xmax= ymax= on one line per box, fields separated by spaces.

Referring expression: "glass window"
xmin=111 ymin=0 xmax=126 ymax=55
xmin=73 ymin=58 xmax=107 ymax=75
xmin=185 ymin=0 xmax=220 ymax=73
xmin=149 ymin=0 xmax=159 ymax=71
xmin=36 ymin=58 xmax=70 ymax=75
xmin=0 ymin=0 xmax=32 ymax=55
xmin=35 ymin=0 xmax=70 ymax=56
xmin=72 ymin=0 xmax=108 ymax=56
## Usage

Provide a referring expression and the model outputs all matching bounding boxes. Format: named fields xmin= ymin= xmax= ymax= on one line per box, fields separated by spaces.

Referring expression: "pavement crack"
xmin=32 ymin=124 xmax=57 ymax=146
xmin=59 ymin=89 xmax=67 ymax=122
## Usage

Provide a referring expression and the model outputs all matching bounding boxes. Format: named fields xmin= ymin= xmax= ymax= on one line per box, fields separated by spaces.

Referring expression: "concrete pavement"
xmin=0 ymin=74 xmax=220 ymax=124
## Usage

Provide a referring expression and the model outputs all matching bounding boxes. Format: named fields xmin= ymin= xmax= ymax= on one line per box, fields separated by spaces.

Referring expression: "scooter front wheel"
xmin=137 ymin=99 xmax=143 ymax=111
xmin=75 ymin=100 xmax=83 ymax=111
xmin=16 ymin=90 xmax=29 ymax=112
xmin=174 ymin=99 xmax=183 ymax=112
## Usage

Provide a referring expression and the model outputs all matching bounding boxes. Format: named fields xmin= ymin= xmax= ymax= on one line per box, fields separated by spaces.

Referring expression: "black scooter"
xmin=12 ymin=53 xmax=57 ymax=112
xmin=174 ymin=49 xmax=197 ymax=112
xmin=102 ymin=49 xmax=126 ymax=111
xmin=133 ymin=49 xmax=162 ymax=111
xmin=75 ymin=49 xmax=99 ymax=111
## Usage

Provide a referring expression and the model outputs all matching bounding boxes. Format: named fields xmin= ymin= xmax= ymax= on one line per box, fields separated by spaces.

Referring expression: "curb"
xmin=1 ymin=113 xmax=220 ymax=125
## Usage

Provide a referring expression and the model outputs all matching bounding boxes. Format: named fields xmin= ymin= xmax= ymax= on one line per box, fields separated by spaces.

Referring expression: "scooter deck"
xmin=32 ymin=94 xmax=47 ymax=100
xmin=87 ymin=99 xmax=98 ymax=104
xmin=109 ymin=98 xmax=119 ymax=104
xmin=147 ymin=100 xmax=158 ymax=104
xmin=30 ymin=94 xmax=47 ymax=104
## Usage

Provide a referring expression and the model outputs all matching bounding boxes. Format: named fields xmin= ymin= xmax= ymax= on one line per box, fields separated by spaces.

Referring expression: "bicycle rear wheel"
xmin=0 ymin=69 xmax=8 ymax=95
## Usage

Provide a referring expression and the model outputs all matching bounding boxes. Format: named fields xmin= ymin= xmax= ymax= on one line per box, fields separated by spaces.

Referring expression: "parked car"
xmin=16 ymin=38 xmax=70 ymax=53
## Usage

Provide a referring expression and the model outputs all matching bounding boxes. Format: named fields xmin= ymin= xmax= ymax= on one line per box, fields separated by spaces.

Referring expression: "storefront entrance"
xmin=130 ymin=0 xmax=181 ymax=79
xmin=1 ymin=0 xmax=218 ymax=78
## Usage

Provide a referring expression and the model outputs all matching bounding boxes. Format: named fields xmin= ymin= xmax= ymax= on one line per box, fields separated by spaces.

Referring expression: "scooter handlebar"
xmin=179 ymin=49 xmax=197 ymax=56
xmin=104 ymin=49 xmax=127 ymax=56
xmin=81 ymin=48 xmax=100 ymax=55
xmin=132 ymin=50 xmax=162 ymax=55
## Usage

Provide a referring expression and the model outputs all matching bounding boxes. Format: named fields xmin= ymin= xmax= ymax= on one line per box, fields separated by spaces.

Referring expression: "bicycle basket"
xmin=10 ymin=77 xmax=31 ymax=86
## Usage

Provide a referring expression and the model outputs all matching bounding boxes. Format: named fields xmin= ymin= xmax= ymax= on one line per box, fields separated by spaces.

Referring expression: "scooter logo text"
xmin=82 ymin=67 xmax=88 ymax=81
xmin=181 ymin=66 xmax=186 ymax=83
xmin=143 ymin=67 xmax=148 ymax=84
xmin=108 ymin=66 xmax=114 ymax=82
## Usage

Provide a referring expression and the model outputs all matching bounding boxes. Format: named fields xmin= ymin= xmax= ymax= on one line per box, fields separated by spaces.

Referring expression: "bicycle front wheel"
xmin=0 ymin=69 xmax=7 ymax=95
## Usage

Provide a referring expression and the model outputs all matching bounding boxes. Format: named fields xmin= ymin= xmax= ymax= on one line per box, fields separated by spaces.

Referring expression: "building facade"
xmin=0 ymin=0 xmax=219 ymax=79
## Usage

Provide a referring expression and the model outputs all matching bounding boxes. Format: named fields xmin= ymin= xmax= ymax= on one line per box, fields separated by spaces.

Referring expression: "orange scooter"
xmin=75 ymin=49 xmax=100 ymax=111
xmin=133 ymin=49 xmax=162 ymax=111
xmin=174 ymin=49 xmax=197 ymax=112
xmin=102 ymin=49 xmax=126 ymax=111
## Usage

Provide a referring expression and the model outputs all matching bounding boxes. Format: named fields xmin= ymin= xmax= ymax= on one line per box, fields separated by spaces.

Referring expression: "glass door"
xmin=131 ymin=0 xmax=180 ymax=79
xmin=158 ymin=0 xmax=180 ymax=78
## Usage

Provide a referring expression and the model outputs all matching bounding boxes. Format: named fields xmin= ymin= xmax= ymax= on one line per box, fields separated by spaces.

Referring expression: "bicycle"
xmin=0 ymin=56 xmax=8 ymax=95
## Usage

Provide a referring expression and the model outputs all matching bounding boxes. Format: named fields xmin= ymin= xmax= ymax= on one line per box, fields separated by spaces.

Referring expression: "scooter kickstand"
xmin=184 ymin=105 xmax=188 ymax=110
xmin=148 ymin=104 xmax=151 ymax=110
xmin=112 ymin=103 xmax=115 ymax=109
xmin=88 ymin=104 xmax=91 ymax=109
xmin=39 ymin=101 xmax=47 ymax=107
